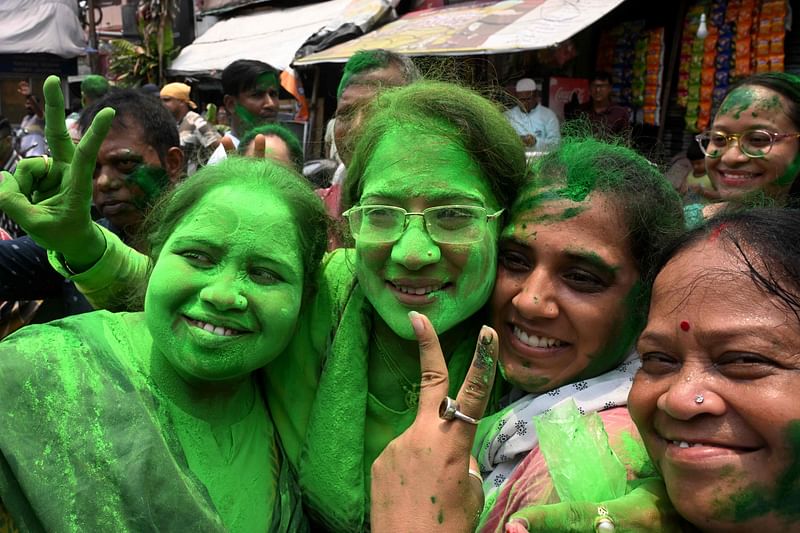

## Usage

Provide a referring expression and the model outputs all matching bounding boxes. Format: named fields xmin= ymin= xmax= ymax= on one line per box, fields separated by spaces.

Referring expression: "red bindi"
xmin=680 ymin=321 xmax=690 ymax=331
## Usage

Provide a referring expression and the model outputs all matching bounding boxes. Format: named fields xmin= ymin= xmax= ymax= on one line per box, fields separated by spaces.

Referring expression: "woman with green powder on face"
xmin=631 ymin=209 xmax=800 ymax=533
xmin=372 ymin=137 xmax=687 ymax=532
xmin=0 ymin=77 xmax=528 ymax=531
xmin=0 ymin=115 xmax=327 ymax=530
xmin=687 ymin=72 xmax=800 ymax=225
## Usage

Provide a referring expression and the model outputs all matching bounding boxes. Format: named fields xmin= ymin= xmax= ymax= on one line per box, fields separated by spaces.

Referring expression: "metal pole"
xmin=657 ymin=0 xmax=689 ymax=144
xmin=87 ymin=0 xmax=99 ymax=74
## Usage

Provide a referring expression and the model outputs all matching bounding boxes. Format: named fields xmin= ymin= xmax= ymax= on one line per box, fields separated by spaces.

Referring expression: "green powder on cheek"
xmin=234 ymin=103 xmax=261 ymax=133
xmin=775 ymin=152 xmax=800 ymax=187
xmin=437 ymin=508 xmax=444 ymax=524
xmin=723 ymin=420 xmax=800 ymax=524
xmin=576 ymin=280 xmax=645 ymax=380
xmin=125 ymin=165 xmax=170 ymax=206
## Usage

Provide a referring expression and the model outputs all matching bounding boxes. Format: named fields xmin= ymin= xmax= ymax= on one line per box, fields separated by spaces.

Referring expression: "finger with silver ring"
xmin=438 ymin=396 xmax=479 ymax=425
xmin=594 ymin=505 xmax=615 ymax=532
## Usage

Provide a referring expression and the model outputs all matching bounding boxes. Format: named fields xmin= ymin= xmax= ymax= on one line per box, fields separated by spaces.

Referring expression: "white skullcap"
xmin=515 ymin=78 xmax=537 ymax=92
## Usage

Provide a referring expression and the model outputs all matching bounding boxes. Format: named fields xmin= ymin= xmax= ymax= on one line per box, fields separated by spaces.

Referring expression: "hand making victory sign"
xmin=0 ymin=75 xmax=113 ymax=270
xmin=371 ymin=311 xmax=499 ymax=533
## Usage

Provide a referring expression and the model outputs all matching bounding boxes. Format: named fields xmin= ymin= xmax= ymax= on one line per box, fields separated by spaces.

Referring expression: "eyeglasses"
xmin=342 ymin=204 xmax=504 ymax=245
xmin=695 ymin=129 xmax=800 ymax=159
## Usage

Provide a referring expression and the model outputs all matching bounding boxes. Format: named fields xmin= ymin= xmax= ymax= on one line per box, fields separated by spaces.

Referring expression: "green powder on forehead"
xmin=758 ymin=94 xmax=784 ymax=112
xmin=718 ymin=87 xmax=758 ymax=119
xmin=254 ymin=72 xmax=278 ymax=91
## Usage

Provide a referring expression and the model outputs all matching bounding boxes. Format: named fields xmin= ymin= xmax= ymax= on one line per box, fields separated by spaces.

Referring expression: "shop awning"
xmin=0 ymin=0 xmax=86 ymax=58
xmin=168 ymin=0 xmax=392 ymax=75
xmin=293 ymin=0 xmax=626 ymax=65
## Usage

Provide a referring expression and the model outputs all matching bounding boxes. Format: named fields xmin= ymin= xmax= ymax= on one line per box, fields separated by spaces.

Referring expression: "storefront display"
xmin=680 ymin=0 xmax=787 ymax=132
xmin=596 ymin=20 xmax=665 ymax=126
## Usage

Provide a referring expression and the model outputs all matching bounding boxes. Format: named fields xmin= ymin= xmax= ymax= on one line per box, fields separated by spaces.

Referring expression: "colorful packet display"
xmin=680 ymin=0 xmax=786 ymax=132
xmin=595 ymin=21 xmax=663 ymax=126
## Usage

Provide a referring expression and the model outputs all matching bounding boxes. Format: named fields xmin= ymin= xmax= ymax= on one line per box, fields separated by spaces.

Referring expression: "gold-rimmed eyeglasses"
xmin=695 ymin=129 xmax=800 ymax=159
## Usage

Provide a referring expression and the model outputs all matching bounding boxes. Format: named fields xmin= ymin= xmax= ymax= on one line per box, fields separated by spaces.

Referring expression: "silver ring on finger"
xmin=438 ymin=396 xmax=479 ymax=425
xmin=41 ymin=154 xmax=50 ymax=175
xmin=594 ymin=506 xmax=615 ymax=532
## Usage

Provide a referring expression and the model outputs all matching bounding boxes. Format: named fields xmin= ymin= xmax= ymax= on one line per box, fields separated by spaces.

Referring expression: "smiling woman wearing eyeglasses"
xmin=693 ymin=73 xmax=800 ymax=215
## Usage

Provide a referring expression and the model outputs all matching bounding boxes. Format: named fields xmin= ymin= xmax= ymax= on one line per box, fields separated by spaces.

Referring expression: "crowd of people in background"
xmin=0 ymin=50 xmax=798 ymax=533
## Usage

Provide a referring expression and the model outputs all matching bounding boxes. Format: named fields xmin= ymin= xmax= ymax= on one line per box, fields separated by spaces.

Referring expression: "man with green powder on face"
xmin=207 ymin=59 xmax=281 ymax=165
xmin=319 ymin=49 xmax=419 ymax=227
xmin=0 ymin=88 xmax=183 ymax=328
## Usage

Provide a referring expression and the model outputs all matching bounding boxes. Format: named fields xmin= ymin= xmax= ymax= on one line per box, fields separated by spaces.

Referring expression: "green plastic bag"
xmin=533 ymin=398 xmax=627 ymax=502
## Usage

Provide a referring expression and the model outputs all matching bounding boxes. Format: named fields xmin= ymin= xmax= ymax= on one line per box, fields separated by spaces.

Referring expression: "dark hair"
xmin=722 ymin=72 xmax=800 ymax=201
xmin=527 ymin=136 xmax=685 ymax=293
xmin=343 ymin=80 xmax=527 ymax=216
xmin=590 ymin=71 xmax=613 ymax=84
xmin=655 ymin=208 xmax=800 ymax=323
xmin=142 ymin=157 xmax=328 ymax=303
xmin=238 ymin=123 xmax=304 ymax=172
xmin=337 ymin=49 xmax=420 ymax=99
xmin=686 ymin=138 xmax=705 ymax=161
xmin=222 ymin=59 xmax=279 ymax=97
xmin=79 ymin=89 xmax=179 ymax=164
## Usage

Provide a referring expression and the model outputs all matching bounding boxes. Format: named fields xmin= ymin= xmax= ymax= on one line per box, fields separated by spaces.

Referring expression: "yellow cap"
xmin=160 ymin=82 xmax=197 ymax=109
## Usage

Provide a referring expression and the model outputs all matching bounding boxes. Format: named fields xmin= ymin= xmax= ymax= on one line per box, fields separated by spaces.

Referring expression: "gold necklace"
xmin=373 ymin=333 xmax=420 ymax=410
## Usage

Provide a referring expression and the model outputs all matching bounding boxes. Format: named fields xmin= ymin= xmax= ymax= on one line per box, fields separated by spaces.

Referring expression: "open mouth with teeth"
xmin=512 ymin=325 xmax=568 ymax=349
xmin=389 ymin=281 xmax=448 ymax=296
xmin=667 ymin=439 xmax=759 ymax=452
xmin=717 ymin=171 xmax=763 ymax=186
xmin=185 ymin=316 xmax=246 ymax=337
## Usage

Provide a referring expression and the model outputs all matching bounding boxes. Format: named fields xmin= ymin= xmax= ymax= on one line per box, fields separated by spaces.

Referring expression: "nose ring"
xmin=694 ymin=394 xmax=704 ymax=404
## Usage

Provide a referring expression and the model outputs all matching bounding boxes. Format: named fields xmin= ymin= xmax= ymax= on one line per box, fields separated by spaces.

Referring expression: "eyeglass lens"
xmin=351 ymin=206 xmax=486 ymax=244
xmin=700 ymin=130 xmax=774 ymax=157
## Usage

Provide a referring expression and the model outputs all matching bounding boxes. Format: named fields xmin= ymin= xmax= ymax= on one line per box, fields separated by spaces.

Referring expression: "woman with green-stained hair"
xmin=0 ymin=135 xmax=328 ymax=530
xmin=0 ymin=76 xmax=528 ymax=531
xmin=687 ymin=72 xmax=800 ymax=226
xmin=371 ymin=137 xmax=688 ymax=532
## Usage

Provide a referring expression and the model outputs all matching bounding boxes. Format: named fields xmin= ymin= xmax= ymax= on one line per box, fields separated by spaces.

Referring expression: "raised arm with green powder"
xmin=0 ymin=77 xmax=329 ymax=530
xmin=4 ymin=78 xmax=530 ymax=531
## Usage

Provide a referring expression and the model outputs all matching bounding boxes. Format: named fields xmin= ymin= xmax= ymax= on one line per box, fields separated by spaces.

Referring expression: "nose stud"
xmin=694 ymin=394 xmax=704 ymax=404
